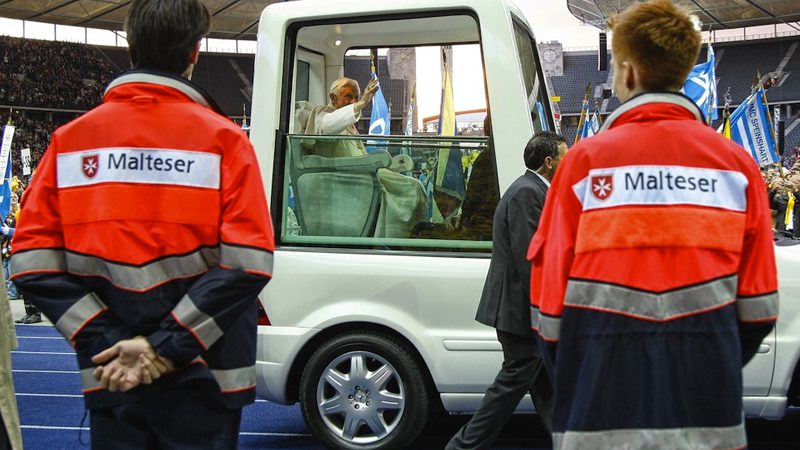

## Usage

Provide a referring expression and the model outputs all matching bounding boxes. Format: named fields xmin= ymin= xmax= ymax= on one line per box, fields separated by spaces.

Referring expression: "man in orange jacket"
xmin=10 ymin=1 xmax=274 ymax=448
xmin=529 ymin=1 xmax=778 ymax=449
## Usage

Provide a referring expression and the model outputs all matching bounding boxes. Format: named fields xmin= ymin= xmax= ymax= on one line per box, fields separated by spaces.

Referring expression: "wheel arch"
xmin=284 ymin=321 xmax=444 ymax=413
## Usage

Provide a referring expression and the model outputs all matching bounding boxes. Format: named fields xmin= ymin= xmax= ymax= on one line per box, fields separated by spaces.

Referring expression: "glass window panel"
xmin=283 ymin=16 xmax=496 ymax=252
xmin=207 ymin=38 xmax=237 ymax=53
xmin=24 ymin=21 xmax=55 ymax=41
xmin=0 ymin=18 xmax=23 ymax=38
xmin=86 ymin=28 xmax=116 ymax=46
xmin=237 ymin=40 xmax=257 ymax=54
xmin=281 ymin=134 xmax=495 ymax=251
xmin=56 ymin=25 xmax=85 ymax=43
xmin=513 ymin=19 xmax=552 ymax=133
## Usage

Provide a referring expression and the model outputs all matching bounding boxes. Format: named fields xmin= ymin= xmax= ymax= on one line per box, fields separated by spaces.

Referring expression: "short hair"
xmin=607 ymin=0 xmax=701 ymax=91
xmin=329 ymin=78 xmax=360 ymax=96
xmin=524 ymin=132 xmax=567 ymax=171
xmin=125 ymin=0 xmax=211 ymax=74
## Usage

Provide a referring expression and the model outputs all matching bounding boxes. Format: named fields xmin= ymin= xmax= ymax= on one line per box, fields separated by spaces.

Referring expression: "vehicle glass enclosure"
xmin=277 ymin=12 xmax=550 ymax=252
xmin=512 ymin=19 xmax=552 ymax=135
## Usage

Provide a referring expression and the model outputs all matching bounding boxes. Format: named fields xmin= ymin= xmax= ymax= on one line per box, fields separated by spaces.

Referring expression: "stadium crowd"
xmin=0 ymin=35 xmax=115 ymax=110
xmin=766 ymin=155 xmax=800 ymax=238
xmin=1 ymin=110 xmax=75 ymax=180
xmin=1 ymin=35 xmax=799 ymax=240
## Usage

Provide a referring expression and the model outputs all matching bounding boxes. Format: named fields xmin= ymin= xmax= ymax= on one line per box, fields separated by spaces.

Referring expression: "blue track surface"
xmin=11 ymin=325 xmax=329 ymax=449
xmin=13 ymin=324 xmax=797 ymax=449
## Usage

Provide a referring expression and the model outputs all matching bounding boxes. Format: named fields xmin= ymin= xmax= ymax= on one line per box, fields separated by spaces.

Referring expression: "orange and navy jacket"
xmin=11 ymin=69 xmax=275 ymax=410
xmin=528 ymin=93 xmax=778 ymax=449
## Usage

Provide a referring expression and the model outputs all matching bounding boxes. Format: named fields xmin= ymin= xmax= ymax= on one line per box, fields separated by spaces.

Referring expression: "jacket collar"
xmin=104 ymin=69 xmax=225 ymax=115
xmin=599 ymin=91 xmax=704 ymax=132
xmin=526 ymin=169 xmax=550 ymax=188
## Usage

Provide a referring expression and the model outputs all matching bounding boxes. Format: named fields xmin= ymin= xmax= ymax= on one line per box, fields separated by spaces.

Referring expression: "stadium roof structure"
xmin=0 ymin=0 xmax=282 ymax=40
xmin=567 ymin=0 xmax=800 ymax=31
xmin=3 ymin=1 xmax=799 ymax=40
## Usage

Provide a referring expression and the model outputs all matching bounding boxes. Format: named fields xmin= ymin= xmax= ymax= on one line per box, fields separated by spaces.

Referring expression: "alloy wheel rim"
xmin=316 ymin=350 xmax=406 ymax=444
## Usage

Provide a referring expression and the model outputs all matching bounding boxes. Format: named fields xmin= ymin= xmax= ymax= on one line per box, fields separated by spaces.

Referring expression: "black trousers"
xmin=90 ymin=380 xmax=242 ymax=450
xmin=446 ymin=329 xmax=553 ymax=450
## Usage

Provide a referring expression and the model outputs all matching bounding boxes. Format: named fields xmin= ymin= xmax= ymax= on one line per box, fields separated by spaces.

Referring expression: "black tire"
xmin=299 ymin=331 xmax=430 ymax=449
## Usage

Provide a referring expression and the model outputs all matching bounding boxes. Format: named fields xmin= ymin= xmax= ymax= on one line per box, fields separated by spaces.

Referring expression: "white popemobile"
xmin=247 ymin=0 xmax=800 ymax=449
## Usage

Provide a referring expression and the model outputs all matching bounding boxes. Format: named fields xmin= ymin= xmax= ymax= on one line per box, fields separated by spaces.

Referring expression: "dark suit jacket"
xmin=475 ymin=171 xmax=548 ymax=336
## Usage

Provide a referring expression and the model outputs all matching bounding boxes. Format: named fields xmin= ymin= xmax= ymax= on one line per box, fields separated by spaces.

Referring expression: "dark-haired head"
xmin=525 ymin=132 xmax=567 ymax=170
xmin=125 ymin=0 xmax=211 ymax=77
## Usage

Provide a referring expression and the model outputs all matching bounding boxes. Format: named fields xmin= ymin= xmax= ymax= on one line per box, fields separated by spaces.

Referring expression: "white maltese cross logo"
xmin=591 ymin=175 xmax=613 ymax=200
xmin=82 ymin=155 xmax=99 ymax=178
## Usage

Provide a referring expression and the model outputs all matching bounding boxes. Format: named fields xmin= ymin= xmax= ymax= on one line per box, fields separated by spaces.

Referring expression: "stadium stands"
xmin=548 ymin=51 xmax=610 ymax=113
xmin=98 ymin=47 xmax=256 ymax=117
xmin=2 ymin=34 xmax=799 ymax=167
xmin=547 ymin=37 xmax=800 ymax=148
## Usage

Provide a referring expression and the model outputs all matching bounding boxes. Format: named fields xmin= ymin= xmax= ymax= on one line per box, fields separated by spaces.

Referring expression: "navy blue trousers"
xmin=90 ymin=380 xmax=242 ymax=450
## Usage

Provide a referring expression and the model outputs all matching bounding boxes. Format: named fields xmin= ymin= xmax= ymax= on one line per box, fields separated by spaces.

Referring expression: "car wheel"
xmin=300 ymin=331 xmax=430 ymax=449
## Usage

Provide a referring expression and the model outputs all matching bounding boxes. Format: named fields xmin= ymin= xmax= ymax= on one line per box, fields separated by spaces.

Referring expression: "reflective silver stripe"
xmin=553 ymin=422 xmax=746 ymax=450
xmin=539 ymin=315 xmax=561 ymax=341
xmin=11 ymin=249 xmax=66 ymax=276
xmin=80 ymin=368 xmax=103 ymax=392
xmin=65 ymin=247 xmax=219 ymax=292
xmin=530 ymin=305 xmax=541 ymax=330
xmin=172 ymin=294 xmax=223 ymax=350
xmin=105 ymin=72 xmax=210 ymax=108
xmin=599 ymin=92 xmax=704 ymax=133
xmin=55 ymin=293 xmax=107 ymax=340
xmin=211 ymin=366 xmax=256 ymax=393
xmin=220 ymin=243 xmax=273 ymax=275
xmin=564 ymin=276 xmax=737 ymax=321
xmin=737 ymin=292 xmax=779 ymax=322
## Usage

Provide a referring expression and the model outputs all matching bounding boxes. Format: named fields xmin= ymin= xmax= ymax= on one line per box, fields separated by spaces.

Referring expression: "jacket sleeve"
xmin=316 ymin=104 xmax=360 ymax=135
xmin=11 ymin=135 xmax=132 ymax=364
xmin=736 ymin=161 xmax=778 ymax=365
xmin=528 ymin=149 xmax=586 ymax=351
xmin=146 ymin=131 xmax=275 ymax=366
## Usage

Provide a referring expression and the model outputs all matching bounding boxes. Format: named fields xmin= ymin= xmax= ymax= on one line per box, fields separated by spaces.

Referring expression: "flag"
xmin=580 ymin=109 xmax=601 ymax=139
xmin=728 ymin=88 xmax=778 ymax=166
xmin=0 ymin=124 xmax=14 ymax=222
xmin=434 ymin=46 xmax=465 ymax=203
xmin=574 ymin=85 xmax=590 ymax=143
xmin=535 ymin=101 xmax=549 ymax=132
xmin=683 ymin=44 xmax=718 ymax=123
xmin=405 ymin=85 xmax=416 ymax=136
xmin=366 ymin=72 xmax=391 ymax=154
xmin=719 ymin=111 xmax=732 ymax=140
xmin=368 ymin=73 xmax=391 ymax=137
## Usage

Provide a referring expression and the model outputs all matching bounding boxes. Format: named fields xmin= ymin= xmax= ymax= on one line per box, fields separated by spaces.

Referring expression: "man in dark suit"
xmin=446 ymin=132 xmax=567 ymax=450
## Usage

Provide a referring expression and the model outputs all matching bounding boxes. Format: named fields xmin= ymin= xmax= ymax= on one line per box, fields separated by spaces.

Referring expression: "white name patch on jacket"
xmin=573 ymin=165 xmax=748 ymax=212
xmin=57 ymin=148 xmax=221 ymax=189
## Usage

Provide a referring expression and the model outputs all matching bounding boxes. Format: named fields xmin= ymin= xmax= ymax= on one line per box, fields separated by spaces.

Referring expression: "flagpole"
xmin=594 ymin=98 xmax=602 ymax=126
xmin=758 ymin=75 xmax=785 ymax=180
xmin=706 ymin=43 xmax=714 ymax=126
xmin=575 ymin=83 xmax=591 ymax=143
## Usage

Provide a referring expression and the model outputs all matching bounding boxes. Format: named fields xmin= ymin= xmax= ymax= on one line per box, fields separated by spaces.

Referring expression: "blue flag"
xmin=535 ymin=101 xmax=549 ymax=132
xmin=683 ymin=45 xmax=718 ymax=123
xmin=0 ymin=124 xmax=14 ymax=222
xmin=575 ymin=96 xmax=590 ymax=143
xmin=729 ymin=88 xmax=778 ymax=166
xmin=366 ymin=73 xmax=391 ymax=153
xmin=368 ymin=74 xmax=391 ymax=135
xmin=580 ymin=110 xmax=600 ymax=139
xmin=0 ymin=164 xmax=11 ymax=223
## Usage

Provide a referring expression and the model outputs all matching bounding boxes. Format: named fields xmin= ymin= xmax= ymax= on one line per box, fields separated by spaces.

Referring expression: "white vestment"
xmin=302 ymin=102 xmax=428 ymax=238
